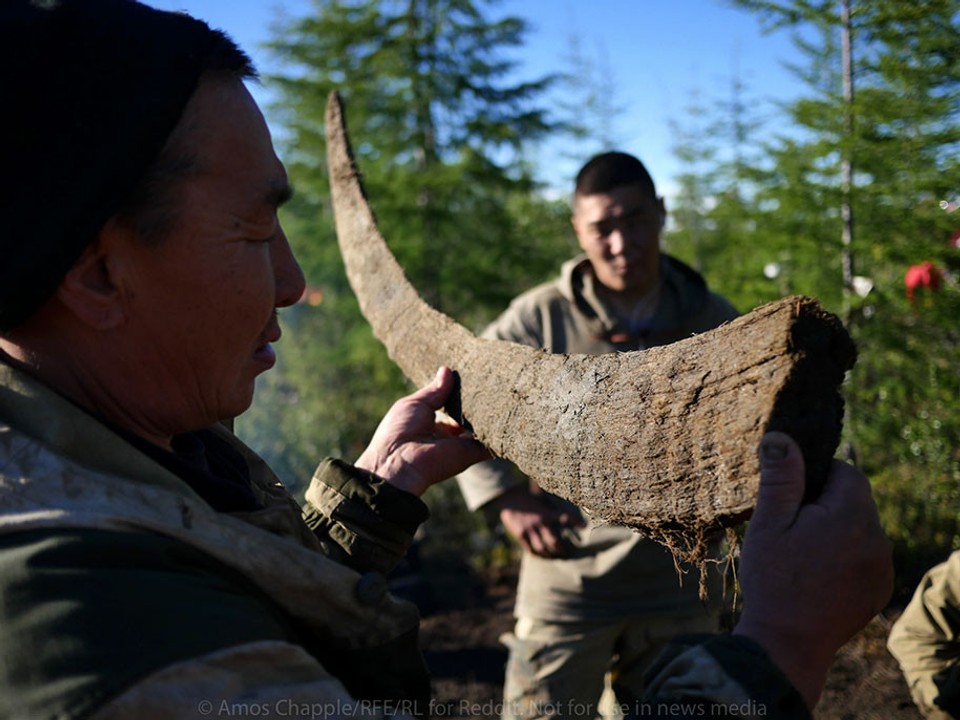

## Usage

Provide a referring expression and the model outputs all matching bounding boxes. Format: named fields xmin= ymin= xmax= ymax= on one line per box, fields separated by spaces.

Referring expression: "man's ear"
xmin=56 ymin=220 xmax=130 ymax=329
xmin=657 ymin=196 xmax=667 ymax=229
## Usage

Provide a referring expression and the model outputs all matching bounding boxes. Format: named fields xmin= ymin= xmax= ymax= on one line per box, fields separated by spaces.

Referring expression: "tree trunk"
xmin=325 ymin=91 xmax=856 ymax=556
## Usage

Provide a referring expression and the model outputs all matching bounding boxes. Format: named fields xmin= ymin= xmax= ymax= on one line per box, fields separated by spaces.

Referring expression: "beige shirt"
xmin=889 ymin=550 xmax=960 ymax=719
xmin=457 ymin=254 xmax=739 ymax=620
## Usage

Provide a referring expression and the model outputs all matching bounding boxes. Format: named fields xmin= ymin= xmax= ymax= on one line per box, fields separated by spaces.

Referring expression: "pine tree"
xmin=730 ymin=0 xmax=960 ymax=578
xmin=665 ymin=71 xmax=772 ymax=311
xmin=237 ymin=0 xmax=569 ymax=492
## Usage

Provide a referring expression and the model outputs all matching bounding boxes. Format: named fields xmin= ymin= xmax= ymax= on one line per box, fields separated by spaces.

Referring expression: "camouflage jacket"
xmin=0 ymin=359 xmax=809 ymax=720
xmin=0 ymin=360 xmax=431 ymax=719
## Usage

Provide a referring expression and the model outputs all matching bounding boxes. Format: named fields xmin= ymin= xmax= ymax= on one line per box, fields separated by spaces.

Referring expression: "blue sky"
xmin=144 ymin=0 xmax=804 ymax=196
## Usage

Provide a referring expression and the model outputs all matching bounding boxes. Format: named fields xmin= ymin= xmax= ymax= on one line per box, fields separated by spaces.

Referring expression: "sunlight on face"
xmin=572 ymin=184 xmax=664 ymax=297
xmin=116 ymin=78 xmax=305 ymax=439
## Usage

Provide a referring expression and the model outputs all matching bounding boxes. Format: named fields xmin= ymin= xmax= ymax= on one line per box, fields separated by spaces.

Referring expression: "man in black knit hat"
xmin=0 ymin=1 xmax=489 ymax=717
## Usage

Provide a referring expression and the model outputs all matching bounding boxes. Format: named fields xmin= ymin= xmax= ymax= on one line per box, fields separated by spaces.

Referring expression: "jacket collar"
xmin=558 ymin=253 xmax=711 ymax=347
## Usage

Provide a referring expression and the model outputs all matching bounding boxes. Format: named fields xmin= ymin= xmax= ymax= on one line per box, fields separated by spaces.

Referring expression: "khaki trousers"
xmin=499 ymin=611 xmax=719 ymax=720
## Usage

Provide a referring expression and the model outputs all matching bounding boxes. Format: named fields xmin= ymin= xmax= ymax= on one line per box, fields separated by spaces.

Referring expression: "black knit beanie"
xmin=0 ymin=0 xmax=250 ymax=330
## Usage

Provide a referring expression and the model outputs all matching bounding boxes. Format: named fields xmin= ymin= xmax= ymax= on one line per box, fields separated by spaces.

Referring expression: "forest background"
xmin=213 ymin=0 xmax=960 ymax=601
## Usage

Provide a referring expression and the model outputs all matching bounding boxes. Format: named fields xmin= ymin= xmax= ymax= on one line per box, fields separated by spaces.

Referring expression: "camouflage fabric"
xmin=642 ymin=634 xmax=811 ymax=719
xmin=0 ymin=360 xmax=429 ymax=719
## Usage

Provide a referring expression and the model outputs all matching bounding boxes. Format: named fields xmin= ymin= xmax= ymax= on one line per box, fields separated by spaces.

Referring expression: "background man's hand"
xmin=733 ymin=431 xmax=894 ymax=710
xmin=355 ymin=367 xmax=491 ymax=496
xmin=494 ymin=485 xmax=585 ymax=558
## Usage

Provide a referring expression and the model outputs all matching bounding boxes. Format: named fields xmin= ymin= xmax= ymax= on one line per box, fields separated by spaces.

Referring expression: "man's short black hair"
xmin=574 ymin=152 xmax=658 ymax=201
xmin=0 ymin=0 xmax=256 ymax=331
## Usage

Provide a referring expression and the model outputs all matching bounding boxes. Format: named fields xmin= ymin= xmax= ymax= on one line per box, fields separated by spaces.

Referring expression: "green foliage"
xmin=857 ymin=284 xmax=960 ymax=596
xmin=696 ymin=0 xmax=960 ymax=590
xmin=663 ymin=73 xmax=788 ymax=312
xmin=237 ymin=0 xmax=572 ymax=517
xmin=551 ymin=29 xmax=626 ymax=164
xmin=238 ymin=0 xmax=960 ymax=594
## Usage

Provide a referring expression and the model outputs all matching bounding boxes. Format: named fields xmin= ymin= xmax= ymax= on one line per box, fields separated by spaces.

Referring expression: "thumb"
xmin=409 ymin=367 xmax=453 ymax=409
xmin=753 ymin=431 xmax=806 ymax=527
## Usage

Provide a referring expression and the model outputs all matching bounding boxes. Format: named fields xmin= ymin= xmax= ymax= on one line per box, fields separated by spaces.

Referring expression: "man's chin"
xmin=601 ymin=275 xmax=638 ymax=294
xmin=221 ymin=388 xmax=257 ymax=424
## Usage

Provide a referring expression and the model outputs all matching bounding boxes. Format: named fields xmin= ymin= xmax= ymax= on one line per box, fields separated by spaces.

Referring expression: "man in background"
xmin=889 ymin=551 xmax=960 ymax=718
xmin=458 ymin=151 xmax=739 ymax=719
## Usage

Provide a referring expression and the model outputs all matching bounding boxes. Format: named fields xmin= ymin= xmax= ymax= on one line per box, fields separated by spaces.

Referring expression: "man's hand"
xmin=733 ymin=432 xmax=893 ymax=710
xmin=355 ymin=367 xmax=491 ymax=496
xmin=493 ymin=485 xmax=585 ymax=558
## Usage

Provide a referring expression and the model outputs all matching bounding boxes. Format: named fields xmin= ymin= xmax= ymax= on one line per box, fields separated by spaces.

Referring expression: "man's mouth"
xmin=254 ymin=316 xmax=282 ymax=366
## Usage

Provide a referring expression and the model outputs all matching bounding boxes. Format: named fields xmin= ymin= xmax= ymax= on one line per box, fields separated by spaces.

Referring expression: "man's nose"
xmin=273 ymin=228 xmax=307 ymax=307
xmin=608 ymin=228 xmax=627 ymax=256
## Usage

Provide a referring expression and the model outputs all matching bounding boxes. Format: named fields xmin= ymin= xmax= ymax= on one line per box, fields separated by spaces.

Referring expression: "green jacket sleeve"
xmin=0 ymin=528 xmax=302 ymax=720
xmin=302 ymin=458 xmax=429 ymax=575
xmin=642 ymin=634 xmax=811 ymax=719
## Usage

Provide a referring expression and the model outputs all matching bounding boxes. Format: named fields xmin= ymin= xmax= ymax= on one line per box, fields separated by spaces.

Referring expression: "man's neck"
xmin=0 ymin=331 xmax=176 ymax=451
xmin=595 ymin=278 xmax=662 ymax=327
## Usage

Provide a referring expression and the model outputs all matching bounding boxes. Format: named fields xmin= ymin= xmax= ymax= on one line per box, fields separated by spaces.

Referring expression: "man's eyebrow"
xmin=588 ymin=211 xmax=649 ymax=234
xmin=591 ymin=207 xmax=647 ymax=225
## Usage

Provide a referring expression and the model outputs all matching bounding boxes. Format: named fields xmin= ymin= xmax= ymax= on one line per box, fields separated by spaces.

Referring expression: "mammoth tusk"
xmin=324 ymin=91 xmax=856 ymax=558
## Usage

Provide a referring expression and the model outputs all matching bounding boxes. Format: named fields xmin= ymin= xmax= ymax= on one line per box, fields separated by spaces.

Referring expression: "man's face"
xmin=571 ymin=184 xmax=664 ymax=296
xmin=115 ymin=78 xmax=305 ymax=437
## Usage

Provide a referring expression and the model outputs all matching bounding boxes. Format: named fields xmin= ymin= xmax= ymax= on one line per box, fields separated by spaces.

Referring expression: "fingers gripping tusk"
xmin=324 ymin=91 xmax=856 ymax=558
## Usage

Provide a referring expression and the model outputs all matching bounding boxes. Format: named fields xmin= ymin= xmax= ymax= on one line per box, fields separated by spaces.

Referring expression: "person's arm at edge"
xmin=888 ymin=550 xmax=960 ymax=716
